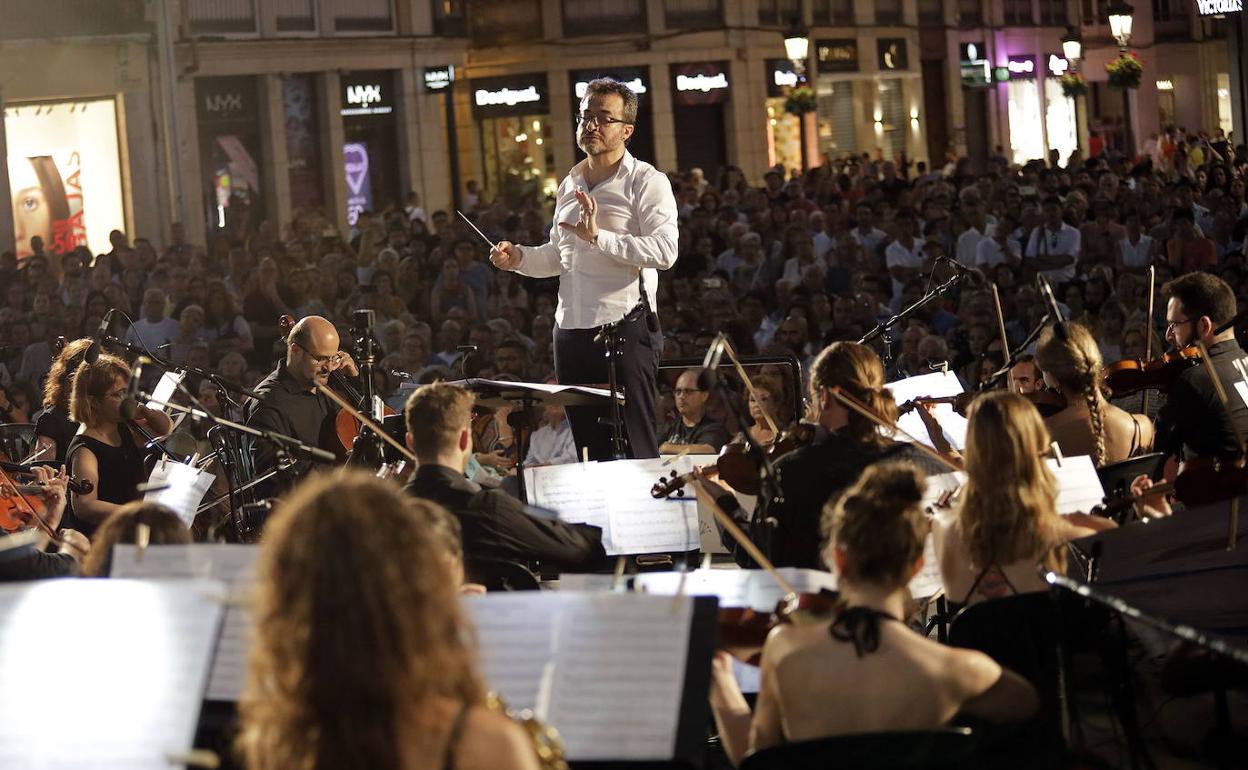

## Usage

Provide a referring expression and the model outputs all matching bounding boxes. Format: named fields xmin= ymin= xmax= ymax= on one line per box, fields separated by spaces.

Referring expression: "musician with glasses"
xmin=489 ymin=78 xmax=678 ymax=460
xmin=245 ymin=315 xmax=359 ymax=482
xmin=1153 ymin=271 xmax=1248 ymax=461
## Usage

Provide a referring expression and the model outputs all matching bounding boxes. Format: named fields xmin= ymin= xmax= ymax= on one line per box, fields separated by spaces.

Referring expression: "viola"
xmin=651 ymin=423 xmax=818 ymax=499
xmin=1020 ymin=389 xmax=1068 ymax=418
xmin=897 ymin=393 xmax=977 ymax=418
xmin=718 ymin=591 xmax=841 ymax=665
xmin=1103 ymin=347 xmax=1202 ymax=396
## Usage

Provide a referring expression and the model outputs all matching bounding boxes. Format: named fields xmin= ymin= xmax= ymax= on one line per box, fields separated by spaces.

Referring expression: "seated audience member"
xmin=79 ymin=501 xmax=192 ymax=577
xmin=709 ymin=462 xmax=1039 ymax=766
xmin=523 ymin=403 xmax=576 ymax=467
xmin=403 ymin=383 xmax=607 ymax=572
xmin=0 ymin=465 xmax=88 ymax=580
xmin=659 ymin=368 xmax=730 ymax=455
xmin=743 ymin=375 xmax=793 ymax=447
xmin=933 ymin=392 xmax=1115 ymax=609
xmin=237 ymin=470 xmax=541 ymax=770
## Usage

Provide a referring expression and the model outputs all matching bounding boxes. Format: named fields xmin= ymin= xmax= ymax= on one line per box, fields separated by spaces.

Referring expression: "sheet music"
xmin=143 ymin=462 xmax=217 ymax=528
xmin=0 ymin=578 xmax=224 ymax=770
xmin=885 ymin=371 xmax=969 ymax=451
xmin=468 ymin=592 xmax=693 ymax=761
xmin=527 ymin=456 xmax=716 ymax=554
xmin=111 ymin=544 xmax=259 ymax=702
xmin=921 ymin=455 xmax=1102 ymax=516
xmin=632 ymin=568 xmax=838 ymax=610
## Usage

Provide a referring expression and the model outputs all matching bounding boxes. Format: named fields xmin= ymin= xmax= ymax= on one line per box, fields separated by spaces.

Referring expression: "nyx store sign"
xmin=424 ymin=65 xmax=455 ymax=92
xmin=471 ymin=74 xmax=550 ymax=119
xmin=195 ymin=76 xmax=258 ymax=124
xmin=340 ymin=71 xmax=395 ymax=117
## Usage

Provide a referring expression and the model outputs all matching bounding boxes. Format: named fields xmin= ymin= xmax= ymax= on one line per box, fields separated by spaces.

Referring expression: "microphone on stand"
xmin=937 ymin=256 xmax=985 ymax=287
xmin=84 ymin=308 xmax=115 ymax=364
xmin=119 ymin=356 xmax=150 ymax=420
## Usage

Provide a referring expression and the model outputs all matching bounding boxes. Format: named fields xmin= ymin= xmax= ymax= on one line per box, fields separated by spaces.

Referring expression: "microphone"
xmin=937 ymin=256 xmax=984 ymax=286
xmin=84 ymin=308 xmax=115 ymax=364
xmin=119 ymin=355 xmax=150 ymax=420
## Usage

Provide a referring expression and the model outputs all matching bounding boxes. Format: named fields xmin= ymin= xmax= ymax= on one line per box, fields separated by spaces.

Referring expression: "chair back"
xmin=739 ymin=727 xmax=977 ymax=770
xmin=0 ymin=423 xmax=36 ymax=463
xmin=464 ymin=557 xmax=540 ymax=591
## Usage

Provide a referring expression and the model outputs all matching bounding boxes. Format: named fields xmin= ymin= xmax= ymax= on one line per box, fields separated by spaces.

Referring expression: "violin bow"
xmin=0 ymin=466 xmax=61 ymax=544
xmin=315 ymin=382 xmax=420 ymax=466
xmin=686 ymin=477 xmax=798 ymax=597
xmin=1142 ymin=265 xmax=1156 ymax=415
xmin=990 ymin=282 xmax=1009 ymax=363
xmin=828 ymin=386 xmax=963 ymax=474
xmin=1194 ymin=342 xmax=1243 ymax=551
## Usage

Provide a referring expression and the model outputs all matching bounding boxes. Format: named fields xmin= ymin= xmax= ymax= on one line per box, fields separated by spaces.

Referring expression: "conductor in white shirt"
xmin=489 ymin=78 xmax=678 ymax=460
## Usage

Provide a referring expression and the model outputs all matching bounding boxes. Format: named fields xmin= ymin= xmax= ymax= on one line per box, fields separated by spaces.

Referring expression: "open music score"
xmin=885 ymin=370 xmax=969 ymax=451
xmin=526 ymin=456 xmax=724 ymax=555
xmin=111 ymin=544 xmax=258 ymax=702
xmin=466 ymin=591 xmax=702 ymax=762
xmin=922 ymin=454 xmax=1104 ymax=517
xmin=143 ymin=462 xmax=217 ymax=528
xmin=0 ymin=578 xmax=224 ymax=770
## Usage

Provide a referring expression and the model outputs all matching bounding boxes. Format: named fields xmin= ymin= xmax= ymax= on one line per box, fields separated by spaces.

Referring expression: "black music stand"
xmin=446 ymin=378 xmax=622 ymax=502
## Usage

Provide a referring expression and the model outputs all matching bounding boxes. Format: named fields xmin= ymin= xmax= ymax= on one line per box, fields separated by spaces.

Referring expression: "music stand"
xmin=446 ymin=378 xmax=622 ymax=502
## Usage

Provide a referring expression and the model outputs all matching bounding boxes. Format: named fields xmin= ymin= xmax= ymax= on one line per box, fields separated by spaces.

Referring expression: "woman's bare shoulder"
xmin=453 ymin=706 xmax=543 ymax=770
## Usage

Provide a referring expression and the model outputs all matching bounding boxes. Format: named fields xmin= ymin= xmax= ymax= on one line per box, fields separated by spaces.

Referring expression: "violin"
xmin=0 ymin=465 xmax=87 ymax=541
xmin=1103 ymin=346 xmax=1202 ymax=396
xmin=651 ymin=423 xmax=817 ymax=499
xmin=718 ymin=590 xmax=840 ymax=665
xmin=899 ymin=389 xmax=1067 ymax=420
xmin=277 ymin=314 xmax=397 ymax=461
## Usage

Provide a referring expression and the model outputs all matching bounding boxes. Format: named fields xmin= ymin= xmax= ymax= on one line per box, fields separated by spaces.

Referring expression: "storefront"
xmin=670 ymin=61 xmax=730 ymax=178
xmin=1005 ymin=55 xmax=1045 ymax=165
xmin=764 ymin=59 xmax=802 ymax=172
xmin=875 ymin=39 xmax=910 ymax=162
xmin=1043 ymin=54 xmax=1077 ymax=166
xmin=960 ymin=42 xmax=992 ymax=173
xmin=340 ymin=70 xmax=401 ymax=224
xmin=283 ymin=73 xmax=326 ymax=214
xmin=195 ymin=75 xmax=265 ymax=237
xmin=814 ymin=39 xmax=859 ymax=158
xmin=4 ymin=95 xmax=127 ymax=260
xmin=569 ymin=67 xmax=654 ymax=164
xmin=471 ymin=73 xmax=556 ymax=208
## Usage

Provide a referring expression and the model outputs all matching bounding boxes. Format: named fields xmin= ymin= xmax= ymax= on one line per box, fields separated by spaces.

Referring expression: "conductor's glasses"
xmin=577 ymin=112 xmax=633 ymax=128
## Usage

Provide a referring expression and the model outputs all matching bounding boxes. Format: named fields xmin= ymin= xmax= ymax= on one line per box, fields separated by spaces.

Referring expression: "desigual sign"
xmin=470 ymin=74 xmax=550 ymax=118
xmin=675 ymin=73 xmax=728 ymax=92
xmin=474 ymin=85 xmax=542 ymax=107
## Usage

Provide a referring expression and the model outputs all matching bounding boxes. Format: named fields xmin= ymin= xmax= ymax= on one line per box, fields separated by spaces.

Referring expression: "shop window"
xmin=817 ymin=80 xmax=858 ymax=157
xmin=563 ymin=0 xmax=646 ymax=35
xmin=918 ymin=0 xmax=944 ymax=24
xmin=187 ymin=0 xmax=257 ymax=36
xmin=274 ymin=0 xmax=316 ymax=32
xmin=433 ymin=0 xmax=467 ymax=36
xmin=876 ymin=79 xmax=906 ymax=161
xmin=756 ymin=0 xmax=798 ymax=26
xmin=1007 ymin=79 xmax=1045 ymax=165
xmin=326 ymin=0 xmax=393 ymax=33
xmin=481 ymin=116 xmax=558 ymax=209
xmin=875 ymin=0 xmax=904 ymax=25
xmin=1004 ymin=0 xmax=1033 ymax=25
xmin=471 ymin=0 xmax=544 ymax=44
xmin=813 ymin=0 xmax=855 ymax=25
xmin=957 ymin=0 xmax=982 ymax=25
xmin=666 ymin=0 xmax=722 ymax=29
xmin=1044 ymin=79 xmax=1076 ymax=166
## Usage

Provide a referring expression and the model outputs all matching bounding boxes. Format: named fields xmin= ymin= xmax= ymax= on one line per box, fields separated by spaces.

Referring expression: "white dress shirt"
xmin=975 ymin=234 xmax=1022 ymax=268
xmin=524 ymin=418 xmax=577 ymax=466
xmin=955 ymin=223 xmax=994 ymax=267
xmin=1024 ymin=223 xmax=1080 ymax=283
xmin=1119 ymin=234 xmax=1153 ymax=269
xmin=516 ymin=151 xmax=679 ymax=329
xmin=885 ymin=237 xmax=925 ymax=299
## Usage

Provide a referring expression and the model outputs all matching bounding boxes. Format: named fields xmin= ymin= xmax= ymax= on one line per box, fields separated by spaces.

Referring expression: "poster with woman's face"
xmin=4 ymin=98 xmax=126 ymax=259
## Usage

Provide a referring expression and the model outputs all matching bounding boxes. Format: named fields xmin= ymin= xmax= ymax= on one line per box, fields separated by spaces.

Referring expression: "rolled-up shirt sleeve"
xmin=596 ymin=168 xmax=679 ymax=271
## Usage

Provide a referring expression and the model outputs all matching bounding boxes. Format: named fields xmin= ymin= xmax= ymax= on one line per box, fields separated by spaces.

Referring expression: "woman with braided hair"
xmin=1034 ymin=322 xmax=1152 ymax=466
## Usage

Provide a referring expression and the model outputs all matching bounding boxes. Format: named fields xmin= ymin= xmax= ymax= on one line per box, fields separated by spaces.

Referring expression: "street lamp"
xmin=1106 ymin=1 xmax=1136 ymax=157
xmin=784 ymin=22 xmax=811 ymax=171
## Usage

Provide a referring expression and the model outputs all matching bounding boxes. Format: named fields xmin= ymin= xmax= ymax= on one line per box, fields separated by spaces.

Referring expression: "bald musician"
xmin=245 ymin=316 xmax=358 ymax=484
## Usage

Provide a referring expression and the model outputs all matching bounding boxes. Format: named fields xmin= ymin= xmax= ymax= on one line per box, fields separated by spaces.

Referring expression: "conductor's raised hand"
xmin=490 ymin=241 xmax=524 ymax=271
xmin=558 ymin=188 xmax=599 ymax=243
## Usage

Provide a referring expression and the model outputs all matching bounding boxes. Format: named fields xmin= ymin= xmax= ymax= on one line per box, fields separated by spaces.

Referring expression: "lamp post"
xmin=784 ymin=23 xmax=811 ymax=172
xmin=1107 ymin=0 xmax=1136 ymax=158
xmin=1062 ymin=27 xmax=1084 ymax=159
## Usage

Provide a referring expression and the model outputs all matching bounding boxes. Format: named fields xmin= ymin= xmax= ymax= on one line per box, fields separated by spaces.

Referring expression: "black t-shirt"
xmin=1155 ymin=339 xmax=1248 ymax=460
xmin=33 ymin=405 xmax=78 ymax=465
xmin=661 ymin=415 xmax=731 ymax=451
xmin=244 ymin=362 xmax=337 ymax=485
xmin=65 ymin=425 xmax=145 ymax=537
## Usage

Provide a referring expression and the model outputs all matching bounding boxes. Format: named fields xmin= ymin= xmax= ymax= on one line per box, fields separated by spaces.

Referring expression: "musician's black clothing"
xmin=1155 ymin=338 xmax=1248 ymax=460
xmin=65 ymin=425 xmax=145 ymax=538
xmin=405 ymin=464 xmax=608 ymax=572
xmin=244 ymin=362 xmax=336 ymax=484
xmin=0 ymin=542 xmax=76 ymax=581
xmin=32 ymin=405 xmax=77 ymax=464
xmin=723 ymin=430 xmax=945 ymax=569
xmin=660 ymin=414 xmax=731 ymax=452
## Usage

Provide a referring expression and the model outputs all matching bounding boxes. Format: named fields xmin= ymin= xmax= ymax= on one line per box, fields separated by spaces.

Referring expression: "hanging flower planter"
xmin=784 ymin=86 xmax=817 ymax=116
xmin=1059 ymin=73 xmax=1088 ymax=98
xmin=1106 ymin=52 xmax=1143 ymax=90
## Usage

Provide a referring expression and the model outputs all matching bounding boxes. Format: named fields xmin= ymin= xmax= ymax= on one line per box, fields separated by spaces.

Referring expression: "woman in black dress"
xmin=65 ymin=354 xmax=173 ymax=537
xmin=32 ymin=338 xmax=91 ymax=465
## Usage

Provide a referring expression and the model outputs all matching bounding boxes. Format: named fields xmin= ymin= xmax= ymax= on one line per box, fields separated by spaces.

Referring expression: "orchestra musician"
xmin=1035 ymin=322 xmax=1153 ymax=466
xmin=244 ymin=315 xmax=358 ymax=484
xmin=701 ymin=342 xmax=946 ymax=569
xmin=489 ymin=77 xmax=678 ymax=461
xmin=0 ymin=465 xmax=89 ymax=581
xmin=31 ymin=338 xmax=91 ymax=464
xmin=1154 ymin=271 xmax=1248 ymax=460
xmin=65 ymin=354 xmax=172 ymax=538
xmin=709 ymin=462 xmax=1039 ymax=767
xmin=79 ymin=501 xmax=191 ymax=577
xmin=402 ymin=383 xmax=608 ymax=572
xmin=236 ymin=470 xmax=542 ymax=770
xmin=1007 ymin=354 xmax=1044 ymax=395
xmin=932 ymin=392 xmax=1115 ymax=609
